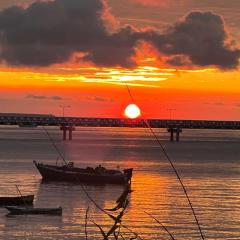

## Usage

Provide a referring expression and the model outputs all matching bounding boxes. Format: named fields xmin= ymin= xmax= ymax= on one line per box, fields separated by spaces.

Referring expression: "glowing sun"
xmin=124 ymin=104 xmax=141 ymax=119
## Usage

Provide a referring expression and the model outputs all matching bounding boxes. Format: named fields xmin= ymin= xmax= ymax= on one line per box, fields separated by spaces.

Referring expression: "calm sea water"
xmin=0 ymin=126 xmax=239 ymax=240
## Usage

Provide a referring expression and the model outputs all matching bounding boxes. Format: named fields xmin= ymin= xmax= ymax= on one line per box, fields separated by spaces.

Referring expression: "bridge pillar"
xmin=176 ymin=130 xmax=180 ymax=142
xmin=68 ymin=125 xmax=75 ymax=140
xmin=167 ymin=127 xmax=182 ymax=142
xmin=170 ymin=130 xmax=174 ymax=142
xmin=60 ymin=125 xmax=75 ymax=141
xmin=63 ymin=128 xmax=67 ymax=141
xmin=69 ymin=128 xmax=72 ymax=140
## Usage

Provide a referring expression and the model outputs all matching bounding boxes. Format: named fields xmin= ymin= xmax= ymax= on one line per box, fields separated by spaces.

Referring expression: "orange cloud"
xmin=130 ymin=0 xmax=185 ymax=7
xmin=130 ymin=0 xmax=168 ymax=7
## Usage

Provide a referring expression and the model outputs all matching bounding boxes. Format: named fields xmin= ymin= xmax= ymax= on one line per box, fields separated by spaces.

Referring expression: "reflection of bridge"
xmin=0 ymin=114 xmax=240 ymax=141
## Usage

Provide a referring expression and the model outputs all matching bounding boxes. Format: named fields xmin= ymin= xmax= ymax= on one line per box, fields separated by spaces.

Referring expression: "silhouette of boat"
xmin=0 ymin=195 xmax=34 ymax=206
xmin=5 ymin=206 xmax=62 ymax=215
xmin=33 ymin=161 xmax=133 ymax=184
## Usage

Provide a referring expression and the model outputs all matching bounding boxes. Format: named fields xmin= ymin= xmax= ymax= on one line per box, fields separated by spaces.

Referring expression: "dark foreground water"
xmin=0 ymin=126 xmax=239 ymax=240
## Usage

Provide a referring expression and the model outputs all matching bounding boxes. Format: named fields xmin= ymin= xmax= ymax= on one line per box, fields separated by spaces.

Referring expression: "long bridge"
xmin=0 ymin=113 xmax=240 ymax=141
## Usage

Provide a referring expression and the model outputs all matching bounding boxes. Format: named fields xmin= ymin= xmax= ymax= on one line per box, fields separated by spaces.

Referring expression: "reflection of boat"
xmin=5 ymin=206 xmax=62 ymax=215
xmin=33 ymin=161 xmax=133 ymax=185
xmin=0 ymin=195 xmax=34 ymax=206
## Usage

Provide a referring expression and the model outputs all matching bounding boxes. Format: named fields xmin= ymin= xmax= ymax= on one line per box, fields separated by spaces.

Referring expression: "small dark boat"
xmin=0 ymin=195 xmax=34 ymax=206
xmin=33 ymin=161 xmax=133 ymax=185
xmin=5 ymin=206 xmax=62 ymax=215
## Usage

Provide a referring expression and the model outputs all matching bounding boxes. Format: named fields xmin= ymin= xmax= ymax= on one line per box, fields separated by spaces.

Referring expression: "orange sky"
xmin=1 ymin=64 xmax=239 ymax=120
xmin=0 ymin=0 xmax=240 ymax=120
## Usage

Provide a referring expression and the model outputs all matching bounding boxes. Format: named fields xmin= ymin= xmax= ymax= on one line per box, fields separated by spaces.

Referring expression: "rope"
xmin=15 ymin=185 xmax=28 ymax=209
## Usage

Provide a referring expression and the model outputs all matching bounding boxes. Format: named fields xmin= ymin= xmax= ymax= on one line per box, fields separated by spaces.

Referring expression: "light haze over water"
xmin=0 ymin=126 xmax=239 ymax=239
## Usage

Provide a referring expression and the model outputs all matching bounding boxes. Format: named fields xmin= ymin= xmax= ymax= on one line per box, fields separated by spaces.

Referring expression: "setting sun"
xmin=124 ymin=104 xmax=141 ymax=119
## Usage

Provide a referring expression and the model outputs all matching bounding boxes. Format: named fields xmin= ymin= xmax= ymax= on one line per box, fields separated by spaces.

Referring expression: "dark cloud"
xmin=51 ymin=96 xmax=64 ymax=100
xmin=87 ymin=96 xmax=114 ymax=102
xmin=0 ymin=0 xmax=239 ymax=69
xmin=235 ymin=103 xmax=240 ymax=107
xmin=26 ymin=94 xmax=64 ymax=100
xmin=26 ymin=94 xmax=46 ymax=99
xmin=83 ymin=26 xmax=139 ymax=67
xmin=215 ymin=102 xmax=224 ymax=106
xmin=150 ymin=11 xmax=240 ymax=68
xmin=0 ymin=0 xmax=116 ymax=66
xmin=165 ymin=55 xmax=191 ymax=66
xmin=0 ymin=0 xmax=139 ymax=67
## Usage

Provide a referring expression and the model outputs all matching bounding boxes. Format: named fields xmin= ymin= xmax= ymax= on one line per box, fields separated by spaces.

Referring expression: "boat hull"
xmin=0 ymin=195 xmax=34 ymax=206
xmin=6 ymin=206 xmax=62 ymax=215
xmin=34 ymin=161 xmax=132 ymax=185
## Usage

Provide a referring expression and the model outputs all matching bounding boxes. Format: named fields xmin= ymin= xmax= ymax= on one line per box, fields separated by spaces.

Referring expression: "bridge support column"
xmin=167 ymin=127 xmax=182 ymax=142
xmin=69 ymin=125 xmax=75 ymax=140
xmin=176 ymin=130 xmax=180 ymax=142
xmin=60 ymin=125 xmax=75 ymax=141
xmin=63 ymin=128 xmax=67 ymax=141
xmin=170 ymin=130 xmax=174 ymax=142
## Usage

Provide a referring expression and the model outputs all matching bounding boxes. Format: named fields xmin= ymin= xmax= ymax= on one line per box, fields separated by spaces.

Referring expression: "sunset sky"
xmin=0 ymin=0 xmax=240 ymax=120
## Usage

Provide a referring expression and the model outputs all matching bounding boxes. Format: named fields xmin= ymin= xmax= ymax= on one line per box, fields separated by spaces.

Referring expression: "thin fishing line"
xmin=123 ymin=81 xmax=205 ymax=240
xmin=42 ymin=126 xmax=67 ymax=165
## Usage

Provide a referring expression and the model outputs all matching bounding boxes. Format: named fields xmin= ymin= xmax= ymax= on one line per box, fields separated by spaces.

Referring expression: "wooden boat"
xmin=0 ymin=195 xmax=34 ymax=206
xmin=33 ymin=161 xmax=133 ymax=185
xmin=5 ymin=206 xmax=62 ymax=215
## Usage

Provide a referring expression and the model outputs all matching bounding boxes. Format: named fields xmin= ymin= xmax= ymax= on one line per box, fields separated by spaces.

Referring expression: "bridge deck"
xmin=0 ymin=115 xmax=240 ymax=129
